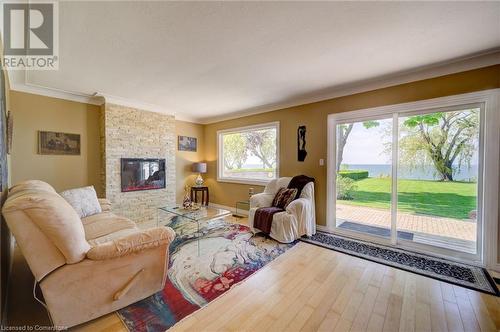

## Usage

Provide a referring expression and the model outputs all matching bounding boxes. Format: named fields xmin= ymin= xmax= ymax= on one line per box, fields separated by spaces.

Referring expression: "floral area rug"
xmin=118 ymin=217 xmax=295 ymax=331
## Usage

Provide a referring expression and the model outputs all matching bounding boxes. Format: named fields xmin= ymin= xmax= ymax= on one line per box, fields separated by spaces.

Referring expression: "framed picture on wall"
xmin=38 ymin=131 xmax=81 ymax=155
xmin=178 ymin=135 xmax=197 ymax=152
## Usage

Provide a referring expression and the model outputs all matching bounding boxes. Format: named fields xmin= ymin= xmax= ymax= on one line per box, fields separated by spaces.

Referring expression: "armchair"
xmin=248 ymin=177 xmax=316 ymax=243
xmin=2 ymin=180 xmax=175 ymax=328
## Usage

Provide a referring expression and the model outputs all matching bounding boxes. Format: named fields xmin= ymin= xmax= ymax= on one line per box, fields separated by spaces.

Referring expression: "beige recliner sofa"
xmin=2 ymin=180 xmax=175 ymax=328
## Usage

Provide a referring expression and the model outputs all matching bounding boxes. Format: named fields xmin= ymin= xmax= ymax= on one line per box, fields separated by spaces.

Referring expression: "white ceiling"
xmin=20 ymin=1 xmax=500 ymax=123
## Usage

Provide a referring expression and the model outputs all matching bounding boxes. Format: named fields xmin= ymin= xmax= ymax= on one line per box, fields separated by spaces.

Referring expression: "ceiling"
xmin=17 ymin=1 xmax=500 ymax=123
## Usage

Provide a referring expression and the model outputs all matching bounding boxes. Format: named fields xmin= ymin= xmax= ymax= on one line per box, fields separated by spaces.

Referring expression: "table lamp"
xmin=192 ymin=162 xmax=207 ymax=186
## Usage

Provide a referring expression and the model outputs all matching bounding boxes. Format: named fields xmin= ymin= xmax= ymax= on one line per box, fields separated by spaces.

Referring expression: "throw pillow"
xmin=272 ymin=187 xmax=298 ymax=209
xmin=60 ymin=186 xmax=102 ymax=218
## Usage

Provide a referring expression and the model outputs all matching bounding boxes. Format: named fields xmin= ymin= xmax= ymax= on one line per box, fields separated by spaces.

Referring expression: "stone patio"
xmin=336 ymin=203 xmax=477 ymax=242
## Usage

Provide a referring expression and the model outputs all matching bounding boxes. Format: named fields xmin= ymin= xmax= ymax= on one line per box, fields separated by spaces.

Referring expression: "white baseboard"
xmin=488 ymin=263 xmax=500 ymax=273
xmin=209 ymin=202 xmax=249 ymax=216
xmin=316 ymin=225 xmax=331 ymax=232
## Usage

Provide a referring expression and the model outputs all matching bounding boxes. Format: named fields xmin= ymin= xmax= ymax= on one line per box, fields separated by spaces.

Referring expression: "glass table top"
xmin=158 ymin=204 xmax=231 ymax=222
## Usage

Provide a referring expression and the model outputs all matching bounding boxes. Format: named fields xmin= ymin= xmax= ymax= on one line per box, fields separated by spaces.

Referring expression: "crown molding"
xmin=95 ymin=92 xmax=162 ymax=113
xmin=95 ymin=93 xmax=167 ymax=113
xmin=199 ymin=49 xmax=500 ymax=124
xmin=7 ymin=48 xmax=500 ymax=125
xmin=9 ymin=82 xmax=102 ymax=105
xmin=8 ymin=82 xmax=199 ymax=121
xmin=94 ymin=93 xmax=200 ymax=122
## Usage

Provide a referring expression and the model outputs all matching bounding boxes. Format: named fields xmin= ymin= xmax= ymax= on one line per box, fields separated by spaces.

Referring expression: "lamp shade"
xmin=192 ymin=162 xmax=207 ymax=173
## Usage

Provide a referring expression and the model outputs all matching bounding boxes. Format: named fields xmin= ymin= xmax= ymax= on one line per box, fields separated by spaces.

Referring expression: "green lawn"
xmin=339 ymin=178 xmax=477 ymax=220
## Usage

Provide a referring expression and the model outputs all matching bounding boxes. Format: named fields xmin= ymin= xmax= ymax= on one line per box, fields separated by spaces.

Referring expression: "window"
xmin=217 ymin=122 xmax=279 ymax=184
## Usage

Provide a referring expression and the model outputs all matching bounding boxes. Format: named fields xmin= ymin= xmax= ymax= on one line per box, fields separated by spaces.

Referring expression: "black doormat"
xmin=338 ymin=221 xmax=414 ymax=240
xmin=301 ymin=231 xmax=499 ymax=296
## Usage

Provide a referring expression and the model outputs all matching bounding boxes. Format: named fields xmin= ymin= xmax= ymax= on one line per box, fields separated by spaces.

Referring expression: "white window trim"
xmin=217 ymin=121 xmax=280 ymax=186
xmin=327 ymin=89 xmax=500 ymax=269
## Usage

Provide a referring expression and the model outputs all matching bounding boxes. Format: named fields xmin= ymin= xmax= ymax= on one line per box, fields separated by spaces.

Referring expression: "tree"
xmin=245 ymin=129 xmax=276 ymax=169
xmin=401 ymin=110 xmax=478 ymax=181
xmin=223 ymin=133 xmax=247 ymax=170
xmin=336 ymin=121 xmax=379 ymax=172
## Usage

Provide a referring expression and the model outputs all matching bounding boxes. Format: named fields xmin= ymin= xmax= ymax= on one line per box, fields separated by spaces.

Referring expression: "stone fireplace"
xmin=100 ymin=103 xmax=175 ymax=224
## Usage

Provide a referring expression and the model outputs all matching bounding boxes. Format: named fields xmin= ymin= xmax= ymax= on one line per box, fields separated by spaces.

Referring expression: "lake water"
xmin=345 ymin=164 xmax=478 ymax=181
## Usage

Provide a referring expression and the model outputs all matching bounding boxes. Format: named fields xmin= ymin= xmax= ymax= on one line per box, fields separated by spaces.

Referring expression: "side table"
xmin=190 ymin=186 xmax=209 ymax=206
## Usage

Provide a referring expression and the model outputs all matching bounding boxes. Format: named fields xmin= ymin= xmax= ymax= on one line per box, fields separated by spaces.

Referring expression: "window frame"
xmin=217 ymin=121 xmax=280 ymax=186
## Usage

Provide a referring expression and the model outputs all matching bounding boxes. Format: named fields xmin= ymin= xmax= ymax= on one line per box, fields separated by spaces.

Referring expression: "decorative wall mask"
xmin=298 ymin=125 xmax=307 ymax=162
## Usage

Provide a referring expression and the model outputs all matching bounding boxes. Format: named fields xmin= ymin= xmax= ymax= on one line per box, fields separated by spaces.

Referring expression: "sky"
xmin=340 ymin=116 xmax=479 ymax=166
xmin=341 ymin=119 xmax=392 ymax=165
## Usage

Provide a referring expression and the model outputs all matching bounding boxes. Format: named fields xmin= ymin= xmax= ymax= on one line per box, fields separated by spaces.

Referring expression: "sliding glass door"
xmin=330 ymin=103 xmax=483 ymax=261
xmin=396 ymin=107 xmax=481 ymax=255
xmin=335 ymin=117 xmax=393 ymax=239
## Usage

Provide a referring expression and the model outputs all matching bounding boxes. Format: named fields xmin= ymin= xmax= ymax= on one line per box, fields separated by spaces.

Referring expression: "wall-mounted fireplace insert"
xmin=121 ymin=158 xmax=166 ymax=192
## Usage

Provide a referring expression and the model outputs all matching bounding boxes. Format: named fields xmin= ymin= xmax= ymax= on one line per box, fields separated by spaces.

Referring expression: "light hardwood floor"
xmin=7 ymin=218 xmax=500 ymax=332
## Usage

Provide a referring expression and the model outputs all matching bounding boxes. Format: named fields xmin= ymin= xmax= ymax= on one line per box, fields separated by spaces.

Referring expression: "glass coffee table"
xmin=157 ymin=204 xmax=231 ymax=256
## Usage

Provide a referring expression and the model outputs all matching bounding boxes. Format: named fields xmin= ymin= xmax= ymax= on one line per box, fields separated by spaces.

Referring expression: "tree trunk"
xmin=336 ymin=124 xmax=353 ymax=172
xmin=419 ymin=126 xmax=455 ymax=182
xmin=431 ymin=156 xmax=454 ymax=181
xmin=336 ymin=143 xmax=345 ymax=172
xmin=442 ymin=172 xmax=454 ymax=181
xmin=441 ymin=161 xmax=454 ymax=181
xmin=262 ymin=160 xmax=272 ymax=169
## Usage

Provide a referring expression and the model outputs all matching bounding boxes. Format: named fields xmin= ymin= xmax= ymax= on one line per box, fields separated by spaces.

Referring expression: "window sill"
xmin=216 ymin=177 xmax=272 ymax=186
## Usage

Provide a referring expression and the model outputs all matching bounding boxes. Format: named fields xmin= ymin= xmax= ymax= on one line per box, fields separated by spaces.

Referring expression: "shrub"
xmin=339 ymin=164 xmax=350 ymax=171
xmin=337 ymin=176 xmax=357 ymax=200
xmin=338 ymin=170 xmax=369 ymax=180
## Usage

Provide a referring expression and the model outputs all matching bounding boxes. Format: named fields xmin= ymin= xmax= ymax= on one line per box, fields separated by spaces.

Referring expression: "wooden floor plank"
xmin=466 ymin=289 xmax=498 ymax=332
xmin=350 ymin=285 xmax=380 ymax=331
xmin=330 ymin=264 xmax=365 ymax=316
xmin=333 ymin=317 xmax=353 ymax=332
xmin=382 ymin=293 xmax=403 ymax=332
xmin=440 ymin=282 xmax=457 ymax=304
xmin=372 ymin=274 xmax=395 ymax=317
xmin=399 ymin=273 xmax=417 ymax=332
xmin=428 ymin=278 xmax=448 ymax=332
xmin=317 ymin=312 xmax=341 ymax=332
xmin=366 ymin=313 xmax=385 ymax=332
xmin=300 ymin=269 xmax=351 ymax=330
xmin=479 ymin=292 xmax=500 ymax=328
xmin=443 ymin=300 xmax=465 ymax=332
xmin=286 ymin=305 xmax=315 ymax=332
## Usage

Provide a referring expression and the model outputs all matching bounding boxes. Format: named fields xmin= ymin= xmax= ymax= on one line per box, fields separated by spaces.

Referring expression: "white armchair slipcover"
xmin=248 ymin=177 xmax=316 ymax=243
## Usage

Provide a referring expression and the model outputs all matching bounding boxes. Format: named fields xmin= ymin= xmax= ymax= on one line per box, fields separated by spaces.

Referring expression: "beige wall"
xmin=204 ymin=65 xmax=500 ymax=228
xmin=9 ymin=91 xmax=102 ymax=195
xmin=175 ymin=120 xmax=205 ymax=203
